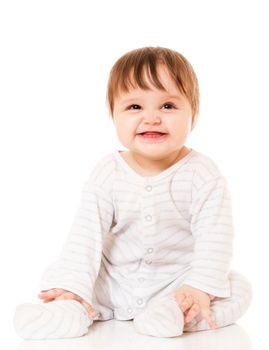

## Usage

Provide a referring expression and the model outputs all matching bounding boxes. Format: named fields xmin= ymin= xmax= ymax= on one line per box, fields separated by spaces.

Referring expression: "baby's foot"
xmin=14 ymin=299 xmax=95 ymax=339
xmin=133 ymin=295 xmax=184 ymax=337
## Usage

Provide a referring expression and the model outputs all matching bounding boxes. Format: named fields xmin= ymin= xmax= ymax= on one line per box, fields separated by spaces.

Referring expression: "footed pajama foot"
xmin=14 ymin=299 xmax=93 ymax=340
xmin=133 ymin=295 xmax=184 ymax=337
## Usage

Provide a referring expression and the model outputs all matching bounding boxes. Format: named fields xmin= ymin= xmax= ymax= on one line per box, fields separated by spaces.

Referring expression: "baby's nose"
xmin=142 ymin=111 xmax=161 ymax=123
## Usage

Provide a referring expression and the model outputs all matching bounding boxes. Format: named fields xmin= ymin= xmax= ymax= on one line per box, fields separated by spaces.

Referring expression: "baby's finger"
xmin=184 ymin=302 xmax=200 ymax=323
xmin=202 ymin=308 xmax=217 ymax=330
xmin=38 ymin=291 xmax=55 ymax=300
xmin=39 ymin=288 xmax=64 ymax=299
xmin=173 ymin=291 xmax=186 ymax=306
xmin=179 ymin=295 xmax=194 ymax=313
xmin=55 ymin=292 xmax=82 ymax=302
xmin=38 ymin=289 xmax=61 ymax=302
xmin=81 ymin=300 xmax=97 ymax=318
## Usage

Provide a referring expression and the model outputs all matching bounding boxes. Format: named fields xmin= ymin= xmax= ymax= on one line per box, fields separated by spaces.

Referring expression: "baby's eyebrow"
xmin=159 ymin=93 xmax=183 ymax=101
xmin=118 ymin=98 xmax=141 ymax=108
xmin=121 ymin=98 xmax=138 ymax=104
xmin=164 ymin=94 xmax=182 ymax=100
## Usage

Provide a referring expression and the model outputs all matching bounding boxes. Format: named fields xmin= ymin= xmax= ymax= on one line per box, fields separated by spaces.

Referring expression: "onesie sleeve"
xmin=40 ymin=180 xmax=114 ymax=305
xmin=183 ymin=176 xmax=234 ymax=298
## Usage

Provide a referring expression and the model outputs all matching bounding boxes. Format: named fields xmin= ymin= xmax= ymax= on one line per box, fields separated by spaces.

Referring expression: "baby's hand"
xmin=38 ymin=288 xmax=97 ymax=319
xmin=173 ymin=284 xmax=217 ymax=330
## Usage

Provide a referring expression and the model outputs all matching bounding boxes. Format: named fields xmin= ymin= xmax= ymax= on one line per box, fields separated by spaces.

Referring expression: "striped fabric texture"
xmin=39 ymin=148 xmax=241 ymax=321
xmin=14 ymin=271 xmax=251 ymax=339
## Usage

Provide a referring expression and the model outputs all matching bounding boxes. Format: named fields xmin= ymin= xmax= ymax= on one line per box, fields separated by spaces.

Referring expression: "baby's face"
xmin=112 ymin=66 xmax=193 ymax=161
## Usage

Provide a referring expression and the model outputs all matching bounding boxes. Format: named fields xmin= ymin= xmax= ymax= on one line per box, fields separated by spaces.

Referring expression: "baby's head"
xmin=107 ymin=46 xmax=199 ymax=127
xmin=106 ymin=47 xmax=199 ymax=161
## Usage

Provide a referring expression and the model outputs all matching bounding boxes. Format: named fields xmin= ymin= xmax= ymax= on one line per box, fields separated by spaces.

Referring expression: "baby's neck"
xmin=122 ymin=147 xmax=190 ymax=176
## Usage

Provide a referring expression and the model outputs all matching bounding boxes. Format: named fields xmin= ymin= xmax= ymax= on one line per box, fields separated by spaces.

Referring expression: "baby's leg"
xmin=184 ymin=270 xmax=252 ymax=332
xmin=133 ymin=270 xmax=251 ymax=338
xmin=14 ymin=299 xmax=95 ymax=340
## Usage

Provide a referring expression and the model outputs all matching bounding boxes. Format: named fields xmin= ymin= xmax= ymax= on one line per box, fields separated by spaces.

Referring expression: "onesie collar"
xmin=113 ymin=148 xmax=196 ymax=184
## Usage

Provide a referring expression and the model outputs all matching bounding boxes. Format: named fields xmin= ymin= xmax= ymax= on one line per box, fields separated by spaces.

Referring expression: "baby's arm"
xmin=174 ymin=176 xmax=234 ymax=327
xmin=39 ymin=181 xmax=114 ymax=307
xmin=183 ymin=176 xmax=234 ymax=298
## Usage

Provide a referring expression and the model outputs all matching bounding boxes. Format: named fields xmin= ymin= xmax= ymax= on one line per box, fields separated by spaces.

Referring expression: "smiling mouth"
xmin=138 ymin=132 xmax=167 ymax=136
xmin=137 ymin=132 xmax=168 ymax=141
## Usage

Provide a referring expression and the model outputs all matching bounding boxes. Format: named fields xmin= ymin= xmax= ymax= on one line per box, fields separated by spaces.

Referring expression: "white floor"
xmin=12 ymin=318 xmax=256 ymax=350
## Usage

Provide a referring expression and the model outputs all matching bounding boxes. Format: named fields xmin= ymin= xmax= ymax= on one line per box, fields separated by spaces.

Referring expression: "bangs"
xmin=112 ymin=56 xmax=187 ymax=99
xmin=107 ymin=47 xmax=198 ymax=121
xmin=118 ymin=59 xmax=167 ymax=94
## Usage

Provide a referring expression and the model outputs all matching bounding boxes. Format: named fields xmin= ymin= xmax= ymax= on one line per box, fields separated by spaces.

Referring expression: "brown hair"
xmin=106 ymin=46 xmax=200 ymax=128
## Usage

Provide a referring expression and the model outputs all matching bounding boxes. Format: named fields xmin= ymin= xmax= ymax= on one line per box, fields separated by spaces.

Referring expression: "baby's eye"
xmin=128 ymin=104 xmax=141 ymax=110
xmin=163 ymin=102 xmax=175 ymax=109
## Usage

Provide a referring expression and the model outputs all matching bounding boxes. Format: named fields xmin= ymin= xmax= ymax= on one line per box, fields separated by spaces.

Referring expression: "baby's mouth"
xmin=136 ymin=131 xmax=168 ymax=141
xmin=138 ymin=132 xmax=167 ymax=136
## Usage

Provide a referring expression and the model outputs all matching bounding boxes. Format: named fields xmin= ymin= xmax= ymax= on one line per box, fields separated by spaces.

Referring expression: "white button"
xmin=146 ymin=185 xmax=152 ymax=192
xmin=145 ymin=260 xmax=152 ymax=265
xmin=138 ymin=277 xmax=145 ymax=282
xmin=145 ymin=215 xmax=152 ymax=221
xmin=127 ymin=308 xmax=133 ymax=313
xmin=147 ymin=248 xmax=153 ymax=254
xmin=137 ymin=298 xmax=143 ymax=305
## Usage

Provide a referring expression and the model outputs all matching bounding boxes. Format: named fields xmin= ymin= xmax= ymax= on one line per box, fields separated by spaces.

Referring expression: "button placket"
xmin=142 ymin=192 xmax=155 ymax=225
xmin=141 ymin=179 xmax=155 ymax=268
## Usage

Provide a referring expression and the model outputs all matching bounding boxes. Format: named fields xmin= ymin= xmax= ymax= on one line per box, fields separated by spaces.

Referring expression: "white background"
xmin=0 ymin=0 xmax=268 ymax=348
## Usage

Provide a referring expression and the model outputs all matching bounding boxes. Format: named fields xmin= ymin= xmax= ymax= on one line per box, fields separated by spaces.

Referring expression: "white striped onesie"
xmin=14 ymin=148 xmax=252 ymax=339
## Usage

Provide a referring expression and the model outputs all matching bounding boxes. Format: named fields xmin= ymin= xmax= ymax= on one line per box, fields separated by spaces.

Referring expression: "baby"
xmin=14 ymin=46 xmax=252 ymax=339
